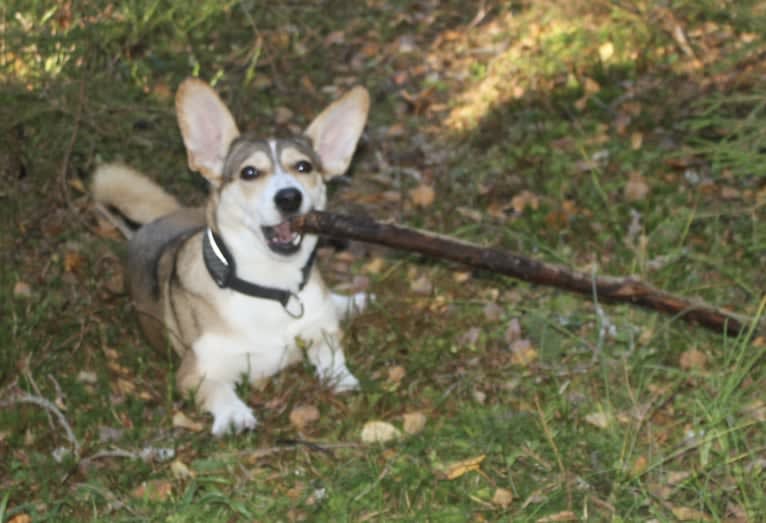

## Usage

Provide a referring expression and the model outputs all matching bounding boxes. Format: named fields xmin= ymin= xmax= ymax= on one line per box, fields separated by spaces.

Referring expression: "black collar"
xmin=202 ymin=228 xmax=316 ymax=318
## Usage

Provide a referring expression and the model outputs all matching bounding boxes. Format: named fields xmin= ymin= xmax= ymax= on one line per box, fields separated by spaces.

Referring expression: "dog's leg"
xmin=178 ymin=347 xmax=257 ymax=436
xmin=331 ymin=291 xmax=371 ymax=320
xmin=308 ymin=330 xmax=360 ymax=392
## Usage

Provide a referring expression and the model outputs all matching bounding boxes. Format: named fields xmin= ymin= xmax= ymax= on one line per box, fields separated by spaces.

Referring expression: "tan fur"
xmin=91 ymin=164 xmax=181 ymax=224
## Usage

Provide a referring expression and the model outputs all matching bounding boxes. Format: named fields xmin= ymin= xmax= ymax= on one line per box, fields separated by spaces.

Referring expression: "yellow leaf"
xmin=361 ymin=420 xmax=401 ymax=443
xmin=671 ymin=506 xmax=711 ymax=521
xmin=585 ymin=411 xmax=610 ymax=429
xmin=289 ymin=405 xmax=320 ymax=430
xmin=172 ymin=411 xmax=204 ymax=432
xmin=599 ymin=42 xmax=614 ymax=62
xmin=409 ymin=184 xmax=435 ymax=207
xmin=536 ymin=510 xmax=578 ymax=522
xmin=679 ymin=349 xmax=707 ymax=370
xmin=437 ymin=454 xmax=486 ymax=480
xmin=402 ymin=412 xmax=427 ymax=434
xmin=492 ymin=487 xmax=513 ymax=508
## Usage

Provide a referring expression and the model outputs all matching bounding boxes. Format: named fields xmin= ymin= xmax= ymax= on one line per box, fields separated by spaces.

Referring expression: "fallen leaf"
xmin=131 ymin=480 xmax=173 ymax=502
xmin=13 ymin=281 xmax=32 ymax=298
xmin=402 ymin=412 xmax=427 ymax=434
xmin=289 ymin=405 xmax=320 ymax=430
xmin=483 ymin=302 xmax=504 ymax=322
xmin=459 ymin=327 xmax=481 ymax=347
xmin=679 ymin=349 xmax=707 ymax=370
xmin=504 ymin=318 xmax=523 ymax=343
xmin=8 ymin=514 xmax=31 ymax=523
xmin=361 ymin=420 xmax=401 ymax=443
xmin=410 ymin=274 xmax=433 ymax=295
xmin=436 ymin=454 xmax=486 ymax=480
xmin=511 ymin=190 xmax=540 ymax=214
xmin=671 ymin=506 xmax=711 ymax=521
xmin=274 ymin=106 xmax=293 ymax=125
xmin=409 ymin=184 xmax=435 ymax=207
xmin=510 ymin=339 xmax=537 ymax=366
xmin=492 ymin=487 xmax=513 ymax=508
xmin=387 ymin=366 xmax=406 ymax=384
xmin=362 ymin=257 xmax=386 ymax=275
xmin=536 ymin=510 xmax=578 ymax=522
xmin=172 ymin=411 xmax=204 ymax=432
xmin=585 ymin=411 xmax=610 ymax=429
xmin=630 ymin=455 xmax=648 ymax=476
xmin=721 ymin=186 xmax=740 ymax=200
xmin=64 ymin=251 xmax=85 ymax=273
xmin=452 ymin=270 xmax=472 ymax=283
xmin=170 ymin=459 xmax=195 ymax=480
xmin=624 ymin=171 xmax=649 ymax=202
xmin=631 ymin=132 xmax=643 ymax=150
xmin=115 ymin=377 xmax=136 ymax=395
xmin=599 ymin=42 xmax=614 ymax=61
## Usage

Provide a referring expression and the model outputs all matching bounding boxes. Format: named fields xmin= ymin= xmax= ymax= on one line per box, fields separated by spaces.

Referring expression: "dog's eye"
xmin=240 ymin=166 xmax=261 ymax=180
xmin=295 ymin=160 xmax=313 ymax=174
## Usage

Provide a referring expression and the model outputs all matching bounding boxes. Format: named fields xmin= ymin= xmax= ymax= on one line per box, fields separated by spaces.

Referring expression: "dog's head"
xmin=176 ymin=78 xmax=369 ymax=257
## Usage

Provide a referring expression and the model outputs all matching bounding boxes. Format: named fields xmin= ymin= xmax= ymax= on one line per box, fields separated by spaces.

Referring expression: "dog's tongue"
xmin=274 ymin=222 xmax=293 ymax=242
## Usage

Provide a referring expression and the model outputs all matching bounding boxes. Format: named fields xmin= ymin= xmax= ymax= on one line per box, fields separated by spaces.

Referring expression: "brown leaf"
xmin=362 ymin=257 xmax=386 ymax=275
xmin=386 ymin=366 xmax=406 ymax=384
xmin=8 ymin=515 xmax=31 ymax=523
xmin=483 ymin=302 xmax=504 ymax=322
xmin=409 ymin=184 xmax=435 ymax=207
xmin=679 ymin=349 xmax=707 ymax=370
xmin=170 ymin=459 xmax=195 ymax=480
xmin=402 ymin=412 xmax=427 ymax=434
xmin=511 ymin=190 xmax=540 ymax=214
xmin=410 ymin=274 xmax=433 ymax=295
xmin=289 ymin=405 xmax=320 ymax=430
xmin=172 ymin=411 xmax=204 ymax=432
xmin=510 ymin=339 xmax=537 ymax=366
xmin=64 ymin=251 xmax=85 ymax=274
xmin=131 ymin=479 xmax=173 ymax=502
xmin=671 ymin=506 xmax=711 ymax=521
xmin=492 ymin=487 xmax=513 ymax=508
xmin=504 ymin=318 xmax=523 ymax=343
xmin=536 ymin=511 xmax=578 ymax=522
xmin=274 ymin=106 xmax=293 ymax=125
xmin=585 ymin=411 xmax=610 ymax=429
xmin=624 ymin=171 xmax=649 ymax=202
xmin=360 ymin=420 xmax=401 ymax=443
xmin=630 ymin=455 xmax=648 ymax=476
xmin=436 ymin=454 xmax=486 ymax=480
xmin=13 ymin=281 xmax=32 ymax=298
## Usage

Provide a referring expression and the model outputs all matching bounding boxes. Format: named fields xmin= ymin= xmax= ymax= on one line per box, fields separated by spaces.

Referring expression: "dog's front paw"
xmin=211 ymin=400 xmax=257 ymax=436
xmin=330 ymin=370 xmax=360 ymax=393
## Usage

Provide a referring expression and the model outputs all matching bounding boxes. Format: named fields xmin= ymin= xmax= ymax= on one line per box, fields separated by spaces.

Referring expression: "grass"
xmin=1 ymin=0 xmax=765 ymax=521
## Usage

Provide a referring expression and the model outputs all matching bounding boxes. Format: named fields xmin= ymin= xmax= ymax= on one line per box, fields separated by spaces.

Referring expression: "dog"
xmin=91 ymin=78 xmax=370 ymax=436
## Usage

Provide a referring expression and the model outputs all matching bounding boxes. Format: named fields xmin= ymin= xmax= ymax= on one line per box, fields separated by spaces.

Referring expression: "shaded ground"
xmin=1 ymin=1 xmax=765 ymax=521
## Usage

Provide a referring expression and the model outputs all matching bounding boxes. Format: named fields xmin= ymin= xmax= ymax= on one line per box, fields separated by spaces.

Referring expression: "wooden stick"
xmin=292 ymin=211 xmax=756 ymax=336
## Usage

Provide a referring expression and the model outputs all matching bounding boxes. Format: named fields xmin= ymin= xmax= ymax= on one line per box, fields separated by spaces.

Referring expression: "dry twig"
xmin=292 ymin=211 xmax=760 ymax=336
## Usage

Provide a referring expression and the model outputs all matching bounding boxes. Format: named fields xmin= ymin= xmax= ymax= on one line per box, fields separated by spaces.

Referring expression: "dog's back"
xmin=91 ymin=163 xmax=205 ymax=351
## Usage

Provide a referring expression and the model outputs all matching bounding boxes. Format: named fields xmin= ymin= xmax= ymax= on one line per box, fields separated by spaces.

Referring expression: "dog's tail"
xmin=91 ymin=164 xmax=181 ymax=231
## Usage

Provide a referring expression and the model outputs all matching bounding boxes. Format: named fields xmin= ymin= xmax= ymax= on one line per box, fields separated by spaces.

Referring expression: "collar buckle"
xmin=283 ymin=292 xmax=305 ymax=319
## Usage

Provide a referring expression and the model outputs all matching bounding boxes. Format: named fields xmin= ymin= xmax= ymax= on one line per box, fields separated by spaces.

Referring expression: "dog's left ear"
xmin=305 ymin=86 xmax=370 ymax=179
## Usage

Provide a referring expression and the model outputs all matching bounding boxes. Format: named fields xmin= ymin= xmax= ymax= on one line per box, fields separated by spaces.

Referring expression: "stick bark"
xmin=292 ymin=211 xmax=757 ymax=336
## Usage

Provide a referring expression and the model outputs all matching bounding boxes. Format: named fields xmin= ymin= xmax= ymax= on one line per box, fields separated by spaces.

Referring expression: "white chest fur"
xmin=192 ymin=277 xmax=341 ymax=384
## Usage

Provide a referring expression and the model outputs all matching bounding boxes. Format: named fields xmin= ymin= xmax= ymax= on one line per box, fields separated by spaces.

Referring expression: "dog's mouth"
xmin=261 ymin=221 xmax=303 ymax=255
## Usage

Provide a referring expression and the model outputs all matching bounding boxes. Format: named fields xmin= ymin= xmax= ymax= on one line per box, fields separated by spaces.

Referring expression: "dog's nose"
xmin=274 ymin=188 xmax=303 ymax=214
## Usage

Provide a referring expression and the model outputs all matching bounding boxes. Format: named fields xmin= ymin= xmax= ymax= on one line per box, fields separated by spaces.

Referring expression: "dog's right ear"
xmin=176 ymin=78 xmax=240 ymax=185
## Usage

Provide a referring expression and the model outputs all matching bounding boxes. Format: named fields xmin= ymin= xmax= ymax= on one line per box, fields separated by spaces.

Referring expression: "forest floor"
xmin=1 ymin=1 xmax=765 ymax=521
